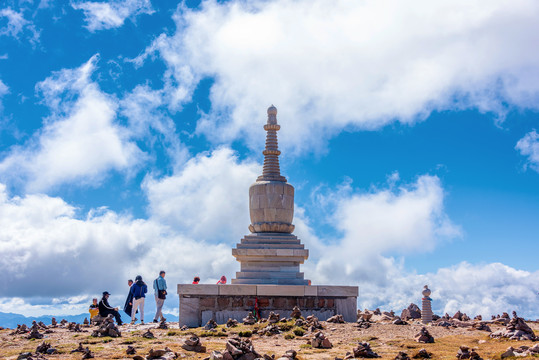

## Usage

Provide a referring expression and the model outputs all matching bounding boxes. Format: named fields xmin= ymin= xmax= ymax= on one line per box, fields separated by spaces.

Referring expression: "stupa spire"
xmin=257 ymin=105 xmax=287 ymax=182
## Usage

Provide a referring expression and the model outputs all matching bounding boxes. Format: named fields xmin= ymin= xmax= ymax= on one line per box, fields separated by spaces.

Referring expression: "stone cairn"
xmin=412 ymin=349 xmax=432 ymax=359
xmin=310 ymin=332 xmax=332 ymax=348
xmin=501 ymin=344 xmax=539 ymax=358
xmin=490 ymin=311 xmax=537 ymax=341
xmin=36 ymin=341 xmax=57 ymax=355
xmin=327 ymin=314 xmax=345 ymax=323
xmin=421 ymin=285 xmax=433 ymax=324
xmin=157 ymin=319 xmax=168 ymax=329
xmin=243 ymin=312 xmax=256 ymax=325
xmin=456 ymin=346 xmax=483 ymax=360
xmin=268 ymin=311 xmax=280 ymax=324
xmin=142 ymin=329 xmax=155 ymax=339
xmin=126 ymin=346 xmax=136 ymax=355
xmin=415 ymin=327 xmax=434 ymax=343
xmin=394 ymin=351 xmax=411 ymax=360
xmin=277 ymin=349 xmax=298 ymax=360
xmin=290 ymin=306 xmax=302 ymax=319
xmin=344 ymin=342 xmax=380 ymax=359
xmin=209 ymin=336 xmax=262 ymax=360
xmin=226 ymin=318 xmax=239 ymax=327
xmin=145 ymin=347 xmax=177 ymax=360
xmin=182 ymin=335 xmax=207 ymax=353
xmin=204 ymin=319 xmax=218 ymax=330
xmin=27 ymin=323 xmax=44 ymax=340
xmin=91 ymin=315 xmax=121 ymax=338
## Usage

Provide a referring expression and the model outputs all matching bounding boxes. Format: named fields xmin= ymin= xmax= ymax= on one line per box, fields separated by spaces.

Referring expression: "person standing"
xmin=98 ymin=291 xmax=123 ymax=325
xmin=153 ymin=270 xmax=167 ymax=323
xmin=123 ymin=279 xmax=134 ymax=318
xmin=130 ymin=275 xmax=147 ymax=324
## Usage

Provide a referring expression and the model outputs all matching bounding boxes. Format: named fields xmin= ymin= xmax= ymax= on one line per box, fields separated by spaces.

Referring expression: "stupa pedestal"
xmin=177 ymin=284 xmax=358 ymax=327
xmin=177 ymin=106 xmax=358 ymax=326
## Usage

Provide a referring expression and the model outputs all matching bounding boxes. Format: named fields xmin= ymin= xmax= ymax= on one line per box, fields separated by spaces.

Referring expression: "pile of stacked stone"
xmin=344 ymin=342 xmax=380 ymax=359
xmin=305 ymin=315 xmax=323 ymax=331
xmin=209 ymin=336 xmax=262 ymax=360
xmin=50 ymin=318 xmax=57 ymax=327
xmin=501 ymin=344 xmax=539 ymax=358
xmin=310 ymin=332 xmax=332 ymax=348
xmin=412 ymin=349 xmax=432 ymax=359
xmin=90 ymin=314 xmax=106 ymax=325
xmin=68 ymin=322 xmax=84 ymax=332
xmin=145 ymin=347 xmax=177 ymax=360
xmin=71 ymin=343 xmax=86 ymax=353
xmin=126 ymin=346 xmax=136 ymax=355
xmin=490 ymin=311 xmax=537 ymax=341
xmin=83 ymin=318 xmax=89 ymax=326
xmin=91 ymin=315 xmax=121 ymax=337
xmin=17 ymin=352 xmax=47 ymax=360
xmin=456 ymin=346 xmax=482 ymax=360
xmin=36 ymin=341 xmax=57 ymax=355
xmin=11 ymin=324 xmax=29 ymax=335
xmin=243 ymin=313 xmax=256 ymax=325
xmin=226 ymin=318 xmax=239 ymax=328
xmin=356 ymin=318 xmax=372 ymax=329
xmin=157 ymin=319 xmax=168 ymax=329
xmin=260 ymin=323 xmax=281 ymax=336
xmin=414 ymin=327 xmax=434 ymax=343
xmin=290 ymin=306 xmax=302 ymax=319
xmin=181 ymin=335 xmax=206 ymax=353
xmin=27 ymin=323 xmax=44 ymax=339
xmin=60 ymin=319 xmax=68 ymax=326
xmin=143 ymin=329 xmax=155 ymax=339
xmin=472 ymin=322 xmax=491 ymax=332
xmin=327 ymin=314 xmax=345 ymax=323
xmin=392 ymin=318 xmax=408 ymax=325
xmin=401 ymin=304 xmax=421 ymax=321
xmin=180 ymin=325 xmax=189 ymax=331
xmin=394 ymin=351 xmax=411 ymax=360
xmin=474 ymin=315 xmax=482 ymax=321
xmin=204 ymin=319 xmax=218 ymax=330
xmin=275 ymin=349 xmax=297 ymax=360
xmin=268 ymin=312 xmax=280 ymax=324
xmin=294 ymin=318 xmax=305 ymax=327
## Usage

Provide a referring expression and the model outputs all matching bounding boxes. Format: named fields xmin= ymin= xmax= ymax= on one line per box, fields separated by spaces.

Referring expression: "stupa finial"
xmin=257 ymin=105 xmax=286 ymax=182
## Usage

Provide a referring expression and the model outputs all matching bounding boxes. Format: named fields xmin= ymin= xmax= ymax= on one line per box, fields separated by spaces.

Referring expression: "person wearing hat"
xmin=98 ymin=291 xmax=123 ymax=325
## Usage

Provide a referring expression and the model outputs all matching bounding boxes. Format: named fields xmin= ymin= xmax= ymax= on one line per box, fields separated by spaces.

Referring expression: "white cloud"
xmin=301 ymin=174 xmax=460 ymax=285
xmin=0 ymin=7 xmax=39 ymax=44
xmin=139 ymin=0 xmax=539 ymax=153
xmin=72 ymin=0 xmax=154 ymax=32
xmin=0 ymin=55 xmax=143 ymax=192
xmin=143 ymin=147 xmax=260 ymax=242
xmin=515 ymin=130 xmax=539 ymax=172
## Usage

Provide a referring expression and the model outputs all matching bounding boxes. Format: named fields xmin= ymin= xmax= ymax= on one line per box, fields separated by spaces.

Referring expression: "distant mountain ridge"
xmin=0 ymin=311 xmax=179 ymax=329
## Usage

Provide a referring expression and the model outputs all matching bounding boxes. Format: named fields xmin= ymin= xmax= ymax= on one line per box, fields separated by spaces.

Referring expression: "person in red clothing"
xmin=216 ymin=275 xmax=226 ymax=284
xmin=192 ymin=276 xmax=200 ymax=284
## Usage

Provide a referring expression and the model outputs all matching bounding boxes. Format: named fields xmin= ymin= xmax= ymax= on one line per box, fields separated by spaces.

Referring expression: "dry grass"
xmin=0 ymin=321 xmax=538 ymax=359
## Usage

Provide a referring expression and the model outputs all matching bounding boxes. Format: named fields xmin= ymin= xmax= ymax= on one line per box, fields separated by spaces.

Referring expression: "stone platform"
xmin=177 ymin=284 xmax=358 ymax=327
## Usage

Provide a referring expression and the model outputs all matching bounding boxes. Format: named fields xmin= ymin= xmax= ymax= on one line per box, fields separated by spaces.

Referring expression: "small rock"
xmin=142 ymin=329 xmax=155 ymax=339
xmin=412 ymin=349 xmax=432 ymax=359
xmin=126 ymin=345 xmax=136 ymax=355
xmin=394 ymin=351 xmax=410 ymax=360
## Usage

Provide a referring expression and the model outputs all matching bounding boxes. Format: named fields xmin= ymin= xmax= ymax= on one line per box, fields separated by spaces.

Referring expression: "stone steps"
xmin=236 ymin=271 xmax=305 ymax=279
xmin=235 ymin=243 xmax=305 ymax=249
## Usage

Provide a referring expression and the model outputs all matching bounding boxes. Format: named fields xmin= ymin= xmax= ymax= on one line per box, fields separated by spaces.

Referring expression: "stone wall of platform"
xmin=178 ymin=284 xmax=358 ymax=327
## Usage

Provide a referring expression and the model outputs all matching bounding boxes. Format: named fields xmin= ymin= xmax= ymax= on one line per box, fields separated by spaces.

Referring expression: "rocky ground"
xmin=1 ymin=314 xmax=538 ymax=360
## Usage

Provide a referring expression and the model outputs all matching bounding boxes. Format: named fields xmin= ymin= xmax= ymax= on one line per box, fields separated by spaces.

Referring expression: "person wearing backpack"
xmin=130 ymin=275 xmax=147 ymax=325
xmin=153 ymin=270 xmax=167 ymax=323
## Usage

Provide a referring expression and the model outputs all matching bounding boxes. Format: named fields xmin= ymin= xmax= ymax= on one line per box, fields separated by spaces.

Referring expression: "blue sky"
xmin=0 ymin=0 xmax=538 ymax=320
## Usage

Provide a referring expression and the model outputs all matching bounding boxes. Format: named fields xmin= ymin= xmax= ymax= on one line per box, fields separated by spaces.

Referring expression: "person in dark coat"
xmin=99 ymin=291 xmax=123 ymax=325
xmin=123 ymin=279 xmax=135 ymax=317
xmin=129 ymin=275 xmax=148 ymax=324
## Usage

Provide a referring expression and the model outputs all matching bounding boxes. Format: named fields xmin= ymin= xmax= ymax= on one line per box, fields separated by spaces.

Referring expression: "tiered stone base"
xmin=232 ymin=233 xmax=309 ymax=285
xmin=177 ymin=284 xmax=358 ymax=327
xmin=421 ymin=298 xmax=433 ymax=324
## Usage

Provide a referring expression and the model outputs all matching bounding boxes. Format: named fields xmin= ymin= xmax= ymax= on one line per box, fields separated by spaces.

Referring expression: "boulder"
xmin=401 ymin=304 xmax=421 ymax=320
